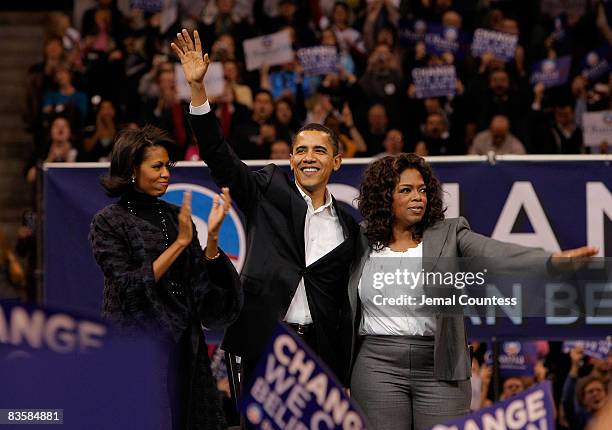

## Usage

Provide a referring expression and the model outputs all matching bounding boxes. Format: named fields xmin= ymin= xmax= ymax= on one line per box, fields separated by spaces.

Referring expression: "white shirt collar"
xmin=295 ymin=181 xmax=336 ymax=215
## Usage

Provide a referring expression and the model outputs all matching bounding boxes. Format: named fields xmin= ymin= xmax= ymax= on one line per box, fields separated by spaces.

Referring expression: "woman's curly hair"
xmin=358 ymin=154 xmax=446 ymax=250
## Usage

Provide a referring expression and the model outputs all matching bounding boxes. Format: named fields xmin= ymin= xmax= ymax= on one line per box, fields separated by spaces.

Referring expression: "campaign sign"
xmin=240 ymin=323 xmax=368 ymax=429
xmin=580 ymin=44 xmax=612 ymax=84
xmin=430 ymin=382 xmax=555 ymax=430
xmin=563 ymin=340 xmax=612 ymax=360
xmin=530 ymin=56 xmax=571 ymax=89
xmin=243 ymin=30 xmax=294 ymax=71
xmin=130 ymin=0 xmax=163 ymax=12
xmin=398 ymin=19 xmax=428 ymax=47
xmin=297 ymin=46 xmax=338 ymax=76
xmin=412 ymin=65 xmax=457 ymax=99
xmin=424 ymin=24 xmax=466 ymax=56
xmin=485 ymin=341 xmax=538 ymax=377
xmin=471 ymin=29 xmax=518 ymax=61
xmin=582 ymin=110 xmax=612 ymax=150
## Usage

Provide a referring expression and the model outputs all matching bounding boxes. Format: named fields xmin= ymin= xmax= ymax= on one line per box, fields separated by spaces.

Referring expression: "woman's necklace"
xmin=126 ymin=199 xmax=184 ymax=296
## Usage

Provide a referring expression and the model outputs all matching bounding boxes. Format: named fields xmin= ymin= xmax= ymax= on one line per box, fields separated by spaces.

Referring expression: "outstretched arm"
xmin=171 ymin=29 xmax=273 ymax=212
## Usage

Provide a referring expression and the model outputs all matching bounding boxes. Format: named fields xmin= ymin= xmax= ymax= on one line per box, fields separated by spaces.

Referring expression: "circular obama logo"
xmin=163 ymin=184 xmax=246 ymax=271
xmin=504 ymin=341 xmax=522 ymax=356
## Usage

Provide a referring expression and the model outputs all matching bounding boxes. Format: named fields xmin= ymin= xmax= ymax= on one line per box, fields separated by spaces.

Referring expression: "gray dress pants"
xmin=350 ymin=335 xmax=471 ymax=430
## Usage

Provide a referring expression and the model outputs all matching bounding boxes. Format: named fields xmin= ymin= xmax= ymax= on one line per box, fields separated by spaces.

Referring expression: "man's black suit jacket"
xmin=189 ymin=111 xmax=359 ymax=382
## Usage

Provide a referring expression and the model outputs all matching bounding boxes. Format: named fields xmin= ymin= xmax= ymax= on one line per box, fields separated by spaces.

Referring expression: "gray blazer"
xmin=348 ymin=217 xmax=552 ymax=381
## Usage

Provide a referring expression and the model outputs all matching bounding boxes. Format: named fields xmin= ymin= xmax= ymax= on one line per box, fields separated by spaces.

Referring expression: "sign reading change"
xmin=240 ymin=323 xmax=368 ymax=429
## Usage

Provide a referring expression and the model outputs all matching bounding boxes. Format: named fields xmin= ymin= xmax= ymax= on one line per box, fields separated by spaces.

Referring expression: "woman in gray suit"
xmin=348 ymin=153 xmax=597 ymax=430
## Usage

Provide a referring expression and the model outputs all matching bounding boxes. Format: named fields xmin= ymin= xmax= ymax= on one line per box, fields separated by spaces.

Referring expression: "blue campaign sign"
xmin=485 ymin=341 xmax=539 ymax=377
xmin=424 ymin=24 xmax=468 ymax=57
xmin=130 ymin=0 xmax=163 ymax=12
xmin=43 ymin=159 xmax=612 ymax=340
xmin=562 ymin=340 xmax=612 ymax=360
xmin=297 ymin=46 xmax=339 ymax=76
xmin=412 ymin=65 xmax=457 ymax=98
xmin=398 ymin=19 xmax=428 ymax=47
xmin=430 ymin=382 xmax=555 ymax=430
xmin=471 ymin=29 xmax=518 ymax=61
xmin=240 ymin=323 xmax=368 ymax=429
xmin=399 ymin=20 xmax=468 ymax=58
xmin=530 ymin=56 xmax=572 ymax=89
xmin=580 ymin=44 xmax=612 ymax=84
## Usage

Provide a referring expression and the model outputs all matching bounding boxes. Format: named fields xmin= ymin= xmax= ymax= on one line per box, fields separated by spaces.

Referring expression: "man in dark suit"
xmin=172 ymin=30 xmax=358 ymax=386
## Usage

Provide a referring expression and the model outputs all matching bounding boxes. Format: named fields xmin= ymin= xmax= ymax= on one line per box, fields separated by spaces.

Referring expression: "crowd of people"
xmin=5 ymin=0 xmax=612 ymax=428
xmin=22 ymin=0 xmax=612 ymax=170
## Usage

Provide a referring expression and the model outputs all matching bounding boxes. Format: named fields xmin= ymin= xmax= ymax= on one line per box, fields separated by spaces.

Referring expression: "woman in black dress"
xmin=89 ymin=125 xmax=242 ymax=429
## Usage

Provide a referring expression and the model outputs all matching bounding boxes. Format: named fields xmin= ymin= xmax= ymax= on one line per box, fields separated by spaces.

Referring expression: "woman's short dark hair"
xmin=101 ymin=125 xmax=175 ymax=198
xmin=358 ymin=153 xmax=445 ymax=250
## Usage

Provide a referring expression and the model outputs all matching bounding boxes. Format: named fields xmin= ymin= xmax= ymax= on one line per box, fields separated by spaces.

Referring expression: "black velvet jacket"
xmin=89 ymin=197 xmax=242 ymax=429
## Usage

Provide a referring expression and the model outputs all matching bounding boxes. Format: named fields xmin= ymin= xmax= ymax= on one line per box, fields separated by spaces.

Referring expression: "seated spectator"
xmin=42 ymin=63 xmax=88 ymax=125
xmin=25 ymin=37 xmax=66 ymax=133
xmin=320 ymin=27 xmax=356 ymax=77
xmin=326 ymin=2 xmax=366 ymax=62
xmin=305 ymin=92 xmax=334 ymax=125
xmin=530 ymin=89 xmax=583 ymax=154
xmin=323 ymin=103 xmax=366 ymax=157
xmin=357 ymin=44 xmax=403 ymax=122
xmin=199 ymin=0 xmax=252 ymax=54
xmin=469 ymin=115 xmax=526 ymax=155
xmin=466 ymin=68 xmax=528 ymax=144
xmin=47 ymin=11 xmax=81 ymax=67
xmin=360 ymin=103 xmax=389 ymax=156
xmin=210 ymin=33 xmax=238 ymax=62
xmin=138 ymin=59 xmax=174 ymax=100
xmin=223 ymin=60 xmax=252 ymax=108
xmin=26 ymin=116 xmax=77 ymax=185
xmin=414 ymin=112 xmax=459 ymax=155
xmin=140 ymin=66 xmax=190 ymax=158
xmin=499 ymin=377 xmax=526 ymax=400
xmin=375 ymin=128 xmax=404 ymax=158
xmin=230 ymin=89 xmax=276 ymax=159
xmin=81 ymin=0 xmax=125 ymax=46
xmin=79 ymin=99 xmax=117 ymax=161
xmin=562 ymin=346 xmax=609 ymax=430
xmin=273 ymin=97 xmax=300 ymax=142
xmin=362 ymin=0 xmax=400 ymax=52
xmin=269 ymin=139 xmax=291 ymax=160
xmin=210 ymin=83 xmax=251 ymax=142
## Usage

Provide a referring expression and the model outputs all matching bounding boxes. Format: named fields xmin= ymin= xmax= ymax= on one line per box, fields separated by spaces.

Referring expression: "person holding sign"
xmin=89 ymin=125 xmax=242 ymax=429
xmin=349 ymin=153 xmax=598 ymax=430
xmin=171 ymin=29 xmax=359 ymax=392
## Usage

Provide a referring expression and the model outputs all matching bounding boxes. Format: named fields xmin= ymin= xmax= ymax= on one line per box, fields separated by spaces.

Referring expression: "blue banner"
xmin=0 ymin=301 xmax=162 ymax=429
xmin=530 ymin=56 xmax=571 ymax=89
xmin=44 ymin=159 xmax=612 ymax=340
xmin=412 ymin=66 xmax=457 ymax=98
xmin=399 ymin=20 xmax=467 ymax=58
xmin=239 ymin=323 xmax=368 ymax=429
xmin=430 ymin=382 xmax=555 ymax=430
xmin=471 ymin=29 xmax=517 ymax=61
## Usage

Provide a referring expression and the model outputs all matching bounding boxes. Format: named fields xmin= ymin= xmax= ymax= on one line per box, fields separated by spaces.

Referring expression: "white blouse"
xmin=358 ymin=243 xmax=437 ymax=336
